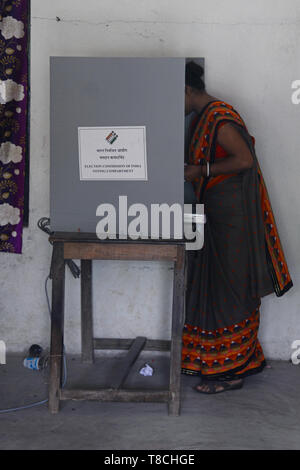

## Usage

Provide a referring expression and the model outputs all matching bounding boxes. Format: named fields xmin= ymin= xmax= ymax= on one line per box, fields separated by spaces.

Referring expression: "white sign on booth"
xmin=78 ymin=126 xmax=147 ymax=181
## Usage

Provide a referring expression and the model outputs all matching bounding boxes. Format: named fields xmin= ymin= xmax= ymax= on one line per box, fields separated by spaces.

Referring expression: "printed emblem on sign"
xmin=106 ymin=131 xmax=118 ymax=144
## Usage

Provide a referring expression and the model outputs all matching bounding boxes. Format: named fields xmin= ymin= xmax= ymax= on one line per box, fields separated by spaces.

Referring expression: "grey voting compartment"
xmin=50 ymin=57 xmax=186 ymax=237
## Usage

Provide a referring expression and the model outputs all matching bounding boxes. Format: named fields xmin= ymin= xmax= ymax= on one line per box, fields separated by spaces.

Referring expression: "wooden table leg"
xmin=168 ymin=245 xmax=185 ymax=416
xmin=49 ymin=242 xmax=65 ymax=414
xmin=81 ymin=259 xmax=94 ymax=363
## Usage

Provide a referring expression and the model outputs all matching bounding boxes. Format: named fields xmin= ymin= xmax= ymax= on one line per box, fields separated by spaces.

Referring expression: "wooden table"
xmin=48 ymin=232 xmax=186 ymax=415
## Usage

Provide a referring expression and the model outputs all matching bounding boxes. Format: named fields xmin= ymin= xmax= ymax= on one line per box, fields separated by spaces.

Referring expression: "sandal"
xmin=193 ymin=378 xmax=244 ymax=394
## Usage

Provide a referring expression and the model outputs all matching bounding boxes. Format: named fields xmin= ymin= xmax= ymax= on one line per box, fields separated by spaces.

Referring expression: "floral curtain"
xmin=0 ymin=0 xmax=30 ymax=253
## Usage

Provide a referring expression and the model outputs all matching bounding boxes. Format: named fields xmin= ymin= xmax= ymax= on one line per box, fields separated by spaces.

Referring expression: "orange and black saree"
xmin=181 ymin=101 xmax=292 ymax=379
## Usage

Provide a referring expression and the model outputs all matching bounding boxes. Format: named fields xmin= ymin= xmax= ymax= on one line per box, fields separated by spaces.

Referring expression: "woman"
xmin=182 ymin=61 xmax=293 ymax=393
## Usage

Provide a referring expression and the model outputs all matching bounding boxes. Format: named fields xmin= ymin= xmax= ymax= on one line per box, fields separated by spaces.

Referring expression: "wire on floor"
xmin=0 ymin=274 xmax=67 ymax=414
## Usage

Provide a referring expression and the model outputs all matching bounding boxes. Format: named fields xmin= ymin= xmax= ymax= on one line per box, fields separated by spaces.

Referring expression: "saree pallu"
xmin=181 ymin=101 xmax=293 ymax=379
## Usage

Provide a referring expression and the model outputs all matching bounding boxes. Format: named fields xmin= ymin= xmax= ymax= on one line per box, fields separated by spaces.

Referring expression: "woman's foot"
xmin=193 ymin=378 xmax=244 ymax=394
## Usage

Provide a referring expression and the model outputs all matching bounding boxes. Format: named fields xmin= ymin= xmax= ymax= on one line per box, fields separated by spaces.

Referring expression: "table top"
xmin=49 ymin=231 xmax=187 ymax=245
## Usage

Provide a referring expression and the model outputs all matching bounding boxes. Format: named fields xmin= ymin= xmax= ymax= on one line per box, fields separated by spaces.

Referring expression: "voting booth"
xmin=48 ymin=57 xmax=204 ymax=416
xmin=50 ymin=57 xmax=189 ymax=237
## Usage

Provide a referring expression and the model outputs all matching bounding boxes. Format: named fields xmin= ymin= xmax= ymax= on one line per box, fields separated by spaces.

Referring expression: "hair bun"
xmin=185 ymin=61 xmax=205 ymax=91
xmin=187 ymin=61 xmax=204 ymax=77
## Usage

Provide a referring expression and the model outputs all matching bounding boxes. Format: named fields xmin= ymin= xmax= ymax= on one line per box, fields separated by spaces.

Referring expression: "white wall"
xmin=1 ymin=0 xmax=299 ymax=359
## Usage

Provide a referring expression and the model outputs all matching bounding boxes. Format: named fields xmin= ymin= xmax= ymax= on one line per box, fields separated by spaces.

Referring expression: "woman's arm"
xmin=184 ymin=123 xmax=254 ymax=181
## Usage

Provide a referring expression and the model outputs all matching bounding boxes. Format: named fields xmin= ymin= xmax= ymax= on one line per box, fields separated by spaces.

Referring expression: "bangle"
xmin=206 ymin=161 xmax=210 ymax=178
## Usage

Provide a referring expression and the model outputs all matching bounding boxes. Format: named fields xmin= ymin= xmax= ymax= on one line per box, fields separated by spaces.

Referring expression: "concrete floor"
xmin=0 ymin=353 xmax=299 ymax=450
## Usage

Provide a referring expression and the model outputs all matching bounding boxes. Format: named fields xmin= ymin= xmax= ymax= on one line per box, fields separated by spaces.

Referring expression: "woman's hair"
xmin=185 ymin=61 xmax=205 ymax=92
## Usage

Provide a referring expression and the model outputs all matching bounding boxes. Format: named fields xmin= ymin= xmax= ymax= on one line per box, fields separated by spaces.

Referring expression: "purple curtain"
xmin=0 ymin=0 xmax=30 ymax=253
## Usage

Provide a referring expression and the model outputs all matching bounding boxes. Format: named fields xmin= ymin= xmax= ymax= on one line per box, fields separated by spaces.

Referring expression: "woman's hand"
xmin=184 ymin=164 xmax=202 ymax=181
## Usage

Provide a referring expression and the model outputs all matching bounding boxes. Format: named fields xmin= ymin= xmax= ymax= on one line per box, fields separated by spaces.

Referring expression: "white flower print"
xmin=0 ymin=142 xmax=22 ymax=164
xmin=0 ymin=203 xmax=20 ymax=226
xmin=0 ymin=79 xmax=24 ymax=104
xmin=0 ymin=16 xmax=25 ymax=40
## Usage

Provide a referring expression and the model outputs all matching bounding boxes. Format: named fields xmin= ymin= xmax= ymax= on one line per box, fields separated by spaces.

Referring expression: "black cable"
xmin=37 ymin=217 xmax=81 ymax=279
